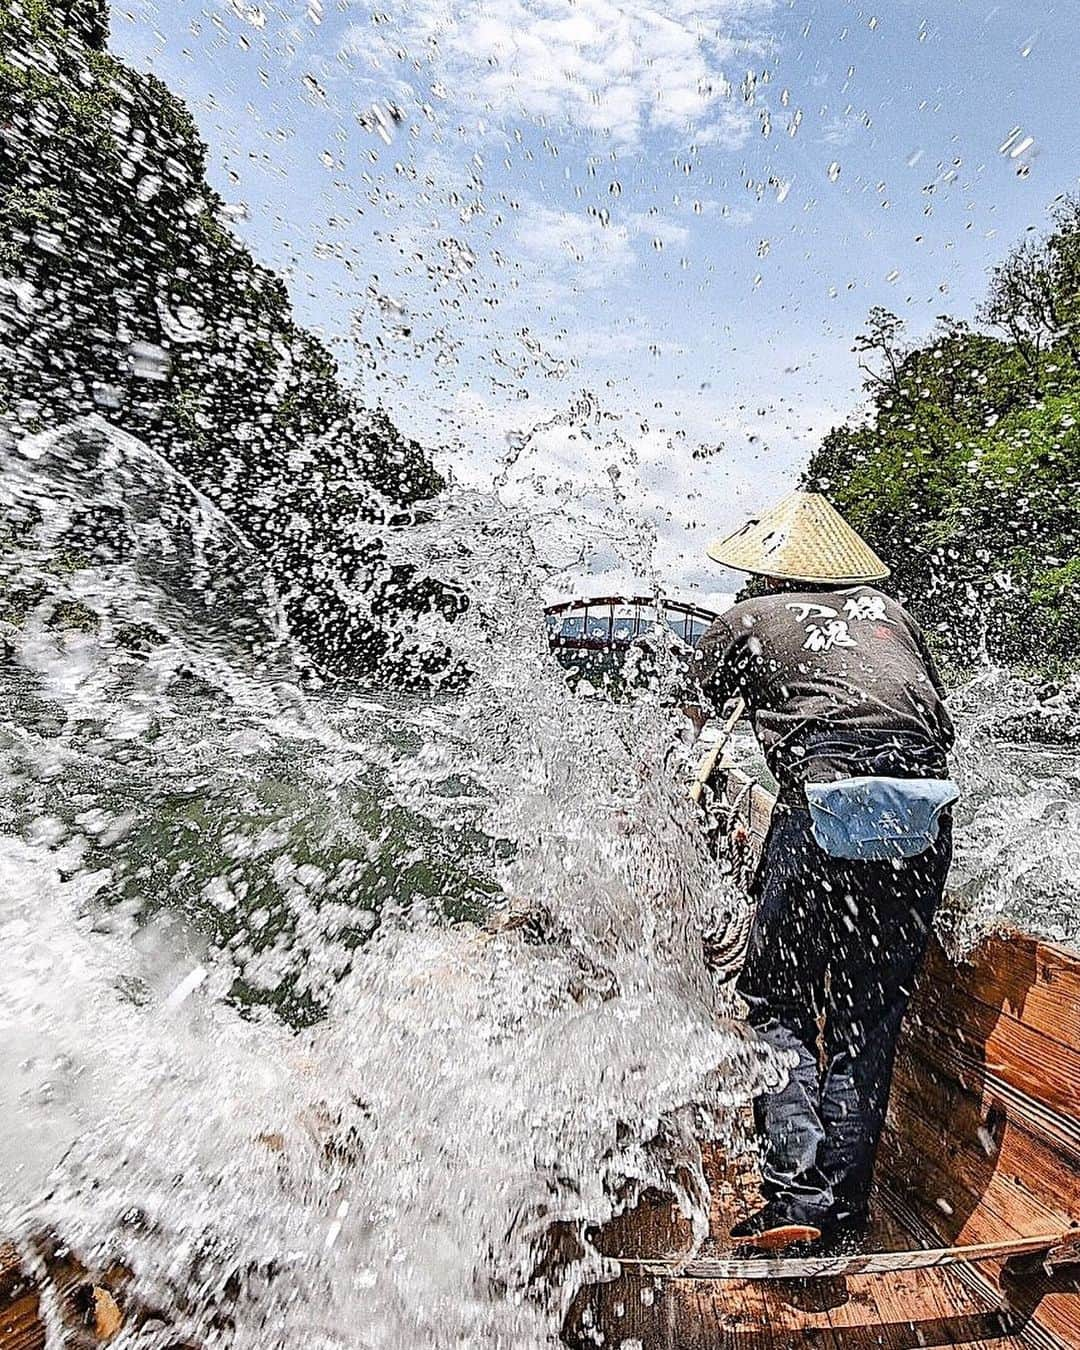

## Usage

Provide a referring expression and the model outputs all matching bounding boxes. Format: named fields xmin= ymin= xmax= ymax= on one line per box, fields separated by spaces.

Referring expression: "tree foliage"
xmin=0 ymin=0 xmax=461 ymax=681
xmin=804 ymin=197 xmax=1080 ymax=672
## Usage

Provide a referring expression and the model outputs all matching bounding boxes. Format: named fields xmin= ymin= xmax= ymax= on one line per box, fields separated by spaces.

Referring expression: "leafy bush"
xmin=804 ymin=199 xmax=1080 ymax=673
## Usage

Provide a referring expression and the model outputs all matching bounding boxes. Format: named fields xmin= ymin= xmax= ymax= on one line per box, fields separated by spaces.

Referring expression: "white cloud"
xmin=516 ymin=205 xmax=635 ymax=277
xmin=351 ymin=0 xmax=774 ymax=147
xmin=626 ymin=212 xmax=691 ymax=247
xmin=511 ymin=200 xmax=696 ymax=281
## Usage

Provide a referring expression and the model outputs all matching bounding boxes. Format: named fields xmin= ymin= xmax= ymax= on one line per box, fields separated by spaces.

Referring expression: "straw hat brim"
xmin=704 ymin=552 xmax=891 ymax=585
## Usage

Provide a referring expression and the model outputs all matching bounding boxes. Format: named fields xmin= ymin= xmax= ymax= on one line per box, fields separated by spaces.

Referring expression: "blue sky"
xmin=113 ymin=0 xmax=1079 ymax=602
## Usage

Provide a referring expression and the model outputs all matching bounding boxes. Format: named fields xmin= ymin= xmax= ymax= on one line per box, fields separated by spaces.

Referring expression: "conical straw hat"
xmin=706 ymin=491 xmax=890 ymax=583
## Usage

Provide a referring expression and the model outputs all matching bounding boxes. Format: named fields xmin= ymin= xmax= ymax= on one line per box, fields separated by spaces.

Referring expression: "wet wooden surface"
xmin=0 ymin=1239 xmax=132 ymax=1350
xmin=0 ymin=1244 xmax=43 ymax=1350
xmin=880 ymin=932 xmax=1080 ymax=1350
xmin=565 ymin=770 xmax=1080 ymax=1349
xmin=562 ymin=1143 xmax=1023 ymax=1350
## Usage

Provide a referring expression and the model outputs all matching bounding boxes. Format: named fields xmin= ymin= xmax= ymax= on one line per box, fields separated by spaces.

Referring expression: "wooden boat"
xmin=4 ymin=767 xmax=1079 ymax=1348
xmin=563 ymin=766 xmax=1080 ymax=1349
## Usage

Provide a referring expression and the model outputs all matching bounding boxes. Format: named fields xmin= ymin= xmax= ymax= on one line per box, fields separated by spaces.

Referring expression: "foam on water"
xmin=0 ymin=418 xmax=777 ymax=1348
xmin=945 ymin=669 xmax=1080 ymax=951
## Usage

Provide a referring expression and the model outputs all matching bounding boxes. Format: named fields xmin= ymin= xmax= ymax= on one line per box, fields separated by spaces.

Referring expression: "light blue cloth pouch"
xmin=804 ymin=776 xmax=960 ymax=861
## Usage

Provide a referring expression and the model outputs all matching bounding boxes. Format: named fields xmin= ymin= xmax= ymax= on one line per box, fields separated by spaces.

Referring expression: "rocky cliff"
xmin=0 ymin=0 xmax=459 ymax=680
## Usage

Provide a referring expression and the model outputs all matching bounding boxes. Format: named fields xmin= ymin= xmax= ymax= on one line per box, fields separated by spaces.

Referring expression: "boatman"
xmin=690 ymin=491 xmax=958 ymax=1257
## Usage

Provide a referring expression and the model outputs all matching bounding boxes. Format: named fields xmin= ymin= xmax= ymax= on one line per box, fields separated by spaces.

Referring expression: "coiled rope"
xmin=689 ymin=699 xmax=760 ymax=980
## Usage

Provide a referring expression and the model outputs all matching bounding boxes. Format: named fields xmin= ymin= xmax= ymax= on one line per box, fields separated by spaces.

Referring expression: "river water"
xmin=1 ymin=420 xmax=1078 ymax=1348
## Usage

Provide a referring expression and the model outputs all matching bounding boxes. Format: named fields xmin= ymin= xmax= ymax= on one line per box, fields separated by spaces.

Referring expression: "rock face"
xmin=0 ymin=1 xmax=460 ymax=680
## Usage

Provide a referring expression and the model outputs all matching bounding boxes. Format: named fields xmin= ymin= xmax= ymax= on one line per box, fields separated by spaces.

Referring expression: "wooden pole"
xmin=688 ymin=698 xmax=746 ymax=806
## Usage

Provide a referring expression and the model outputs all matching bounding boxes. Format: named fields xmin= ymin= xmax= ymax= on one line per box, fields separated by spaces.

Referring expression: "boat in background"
xmin=545 ymin=594 xmax=722 ymax=653
xmin=544 ymin=594 xmax=721 ymax=684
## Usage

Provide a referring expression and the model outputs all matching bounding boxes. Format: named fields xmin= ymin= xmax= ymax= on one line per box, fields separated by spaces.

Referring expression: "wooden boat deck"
xmin=564 ymin=1159 xmax=1018 ymax=1348
xmin=564 ymin=770 xmax=1080 ymax=1349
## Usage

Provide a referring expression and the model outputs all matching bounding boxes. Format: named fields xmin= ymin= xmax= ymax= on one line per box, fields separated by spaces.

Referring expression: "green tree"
xmin=804 ymin=198 xmax=1080 ymax=672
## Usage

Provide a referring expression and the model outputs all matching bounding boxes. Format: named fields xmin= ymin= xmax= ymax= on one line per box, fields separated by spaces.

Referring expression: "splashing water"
xmin=944 ymin=669 xmax=1080 ymax=952
xmin=0 ymin=418 xmax=777 ymax=1348
xmin=2 ymin=415 xmax=1078 ymax=1348
xmin=5 ymin=0 xmax=1080 ymax=1342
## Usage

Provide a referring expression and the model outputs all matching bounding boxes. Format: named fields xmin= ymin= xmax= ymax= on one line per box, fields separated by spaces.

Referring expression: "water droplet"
xmin=164 ymin=965 xmax=208 ymax=1011
xmin=136 ymin=173 xmax=162 ymax=203
xmin=128 ymin=341 xmax=172 ymax=383
xmin=998 ymin=126 xmax=1022 ymax=154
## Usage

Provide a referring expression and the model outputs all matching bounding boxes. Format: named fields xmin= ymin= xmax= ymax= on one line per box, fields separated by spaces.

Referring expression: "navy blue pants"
xmin=735 ymin=806 xmax=953 ymax=1227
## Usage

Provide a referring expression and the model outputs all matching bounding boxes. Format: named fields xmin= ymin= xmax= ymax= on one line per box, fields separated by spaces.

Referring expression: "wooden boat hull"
xmin=1 ymin=1236 xmax=136 ymax=1350
xmin=564 ymin=768 xmax=1080 ymax=1349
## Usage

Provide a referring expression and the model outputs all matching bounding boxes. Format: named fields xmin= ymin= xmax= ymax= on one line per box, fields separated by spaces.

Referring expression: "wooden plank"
xmin=919 ymin=936 xmax=1080 ymax=1056
xmin=668 ymin=1264 xmax=1018 ymax=1349
xmin=879 ymin=1121 xmax=1067 ymax=1247
xmin=633 ymin=1233 xmax=1080 ymax=1282
xmin=872 ymin=924 xmax=1080 ymax=1350
xmin=585 ymin=1186 xmax=694 ymax=1261
xmin=880 ymin=1128 xmax=1080 ymax=1350
xmin=853 ymin=1256 xmax=1015 ymax=1350
xmin=673 ymin=1278 xmax=787 ymax=1349
xmin=898 ymin=1028 xmax=1080 ymax=1165
xmin=888 ymin=1053 xmax=1080 ymax=1223
xmin=563 ymin=1270 xmax=676 ymax=1350
xmin=884 ymin=1185 xmax=1080 ymax=1350
xmin=904 ymin=991 xmax=1080 ymax=1132
xmin=0 ymin=1238 xmax=187 ymax=1350
xmin=0 ymin=1245 xmax=42 ymax=1350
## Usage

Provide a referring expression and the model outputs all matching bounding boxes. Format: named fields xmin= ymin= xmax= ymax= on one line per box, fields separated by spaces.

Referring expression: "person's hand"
xmin=681 ymin=704 xmax=708 ymax=736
